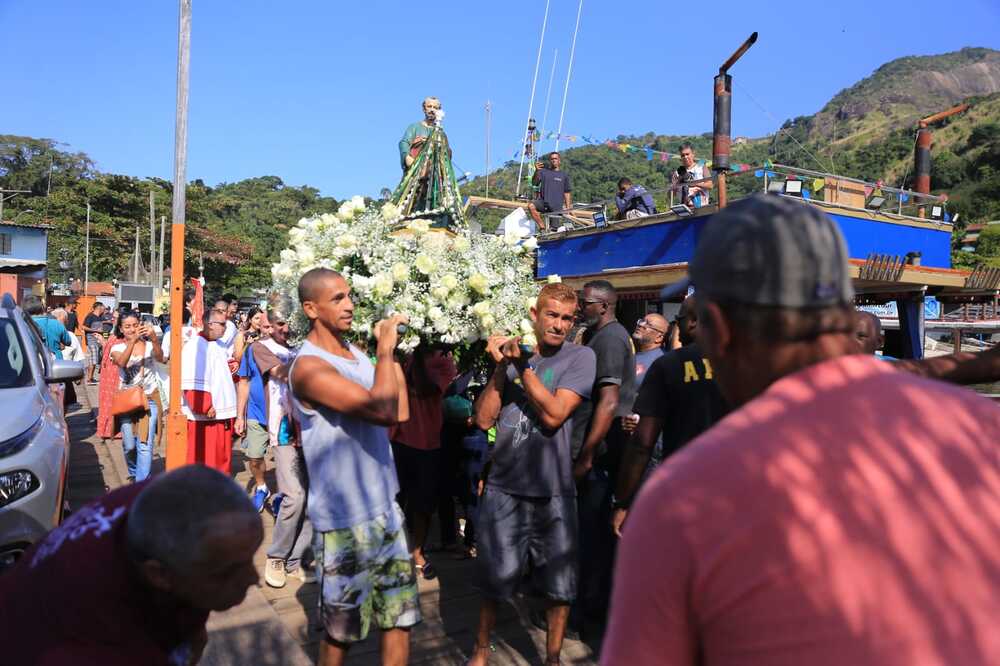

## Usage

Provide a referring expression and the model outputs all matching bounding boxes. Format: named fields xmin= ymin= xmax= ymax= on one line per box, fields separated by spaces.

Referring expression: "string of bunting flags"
xmin=504 ymin=139 xmax=943 ymax=214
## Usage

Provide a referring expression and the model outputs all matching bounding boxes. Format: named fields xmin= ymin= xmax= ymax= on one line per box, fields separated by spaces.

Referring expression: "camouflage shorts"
xmin=314 ymin=503 xmax=421 ymax=643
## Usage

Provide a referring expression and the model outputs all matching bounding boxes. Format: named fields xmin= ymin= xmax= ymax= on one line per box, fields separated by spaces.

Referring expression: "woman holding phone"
xmin=110 ymin=311 xmax=165 ymax=482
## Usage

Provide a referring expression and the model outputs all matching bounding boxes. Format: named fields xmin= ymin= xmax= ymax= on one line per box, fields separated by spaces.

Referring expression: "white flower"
xmin=337 ymin=233 xmax=358 ymax=250
xmin=446 ymin=292 xmax=469 ymax=309
xmin=503 ymin=230 xmax=521 ymax=246
xmin=472 ymin=300 xmax=492 ymax=317
xmin=547 ymin=274 xmax=562 ymax=283
xmin=350 ymin=195 xmax=366 ymax=214
xmin=272 ymin=194 xmax=536 ymax=350
xmin=391 ymin=262 xmax=409 ymax=282
xmin=372 ymin=273 xmax=394 ymax=297
xmin=520 ymin=319 xmax=534 ymax=336
xmin=415 ymin=254 xmax=437 ymax=275
xmin=296 ymin=246 xmax=315 ymax=265
xmin=408 ymin=219 xmax=431 ymax=235
xmin=381 ymin=202 xmax=401 ymax=221
xmin=469 ymin=273 xmax=489 ymax=294
xmin=521 ymin=332 xmax=538 ymax=347
xmin=337 ymin=201 xmax=355 ymax=221
xmin=525 ymin=296 xmax=537 ymax=311
xmin=523 ymin=236 xmax=538 ymax=250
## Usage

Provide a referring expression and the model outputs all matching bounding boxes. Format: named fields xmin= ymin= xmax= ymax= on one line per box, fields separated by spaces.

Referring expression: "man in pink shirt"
xmin=603 ymin=195 xmax=1000 ymax=666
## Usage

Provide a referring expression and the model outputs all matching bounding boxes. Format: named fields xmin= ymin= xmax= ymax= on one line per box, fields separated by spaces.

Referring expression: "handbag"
xmin=111 ymin=385 xmax=146 ymax=416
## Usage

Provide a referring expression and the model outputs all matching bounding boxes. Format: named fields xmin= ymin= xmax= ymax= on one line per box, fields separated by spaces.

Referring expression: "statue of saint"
xmin=398 ymin=96 xmax=442 ymax=171
xmin=391 ymin=97 xmax=465 ymax=229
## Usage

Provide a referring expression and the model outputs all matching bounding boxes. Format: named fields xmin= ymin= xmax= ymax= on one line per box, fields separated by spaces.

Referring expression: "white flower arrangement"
xmin=272 ymin=200 xmax=539 ymax=352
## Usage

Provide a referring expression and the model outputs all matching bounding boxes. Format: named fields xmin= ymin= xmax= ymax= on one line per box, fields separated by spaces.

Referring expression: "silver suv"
xmin=0 ymin=293 xmax=84 ymax=570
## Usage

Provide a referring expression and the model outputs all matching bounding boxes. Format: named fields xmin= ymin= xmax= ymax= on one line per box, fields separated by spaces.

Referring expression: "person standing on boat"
xmin=671 ymin=143 xmax=712 ymax=208
xmin=529 ymin=152 xmax=573 ymax=232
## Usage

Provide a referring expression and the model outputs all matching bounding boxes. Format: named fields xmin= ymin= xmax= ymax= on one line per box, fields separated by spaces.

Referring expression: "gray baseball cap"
xmin=660 ymin=194 xmax=854 ymax=307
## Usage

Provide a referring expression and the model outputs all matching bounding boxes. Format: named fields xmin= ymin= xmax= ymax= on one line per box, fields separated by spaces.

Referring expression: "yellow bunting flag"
xmin=813 ymin=178 xmax=825 ymax=191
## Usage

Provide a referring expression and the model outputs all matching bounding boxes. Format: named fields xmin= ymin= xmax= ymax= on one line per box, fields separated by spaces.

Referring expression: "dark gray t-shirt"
xmin=570 ymin=321 xmax=637 ymax=458
xmin=487 ymin=343 xmax=596 ymax=498
xmin=537 ymin=168 xmax=572 ymax=212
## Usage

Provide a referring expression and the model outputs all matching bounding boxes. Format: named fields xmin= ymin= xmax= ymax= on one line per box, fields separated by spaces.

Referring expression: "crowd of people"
xmin=4 ymin=194 xmax=1000 ymax=665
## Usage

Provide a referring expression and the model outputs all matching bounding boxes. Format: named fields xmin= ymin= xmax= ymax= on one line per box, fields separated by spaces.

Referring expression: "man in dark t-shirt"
xmin=82 ymin=302 xmax=107 ymax=383
xmin=470 ymin=282 xmax=596 ymax=666
xmin=571 ymin=279 xmax=636 ymax=627
xmin=612 ymin=296 xmax=729 ymax=537
xmin=528 ymin=151 xmax=573 ymax=232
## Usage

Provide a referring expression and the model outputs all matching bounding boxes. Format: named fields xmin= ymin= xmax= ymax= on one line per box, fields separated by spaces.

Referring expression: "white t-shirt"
xmin=259 ymin=338 xmax=294 ymax=446
xmin=110 ymin=341 xmax=158 ymax=396
xmin=671 ymin=162 xmax=711 ymax=208
xmin=161 ymin=325 xmax=198 ymax=360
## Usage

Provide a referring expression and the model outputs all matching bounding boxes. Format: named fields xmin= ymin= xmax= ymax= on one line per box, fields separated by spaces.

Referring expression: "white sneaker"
xmin=265 ymin=557 xmax=286 ymax=588
xmin=288 ymin=565 xmax=317 ymax=584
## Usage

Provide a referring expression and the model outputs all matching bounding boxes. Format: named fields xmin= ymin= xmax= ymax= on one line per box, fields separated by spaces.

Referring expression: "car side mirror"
xmin=45 ymin=359 xmax=85 ymax=384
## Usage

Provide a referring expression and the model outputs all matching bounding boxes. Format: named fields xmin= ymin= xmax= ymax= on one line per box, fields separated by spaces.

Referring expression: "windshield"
xmin=0 ymin=318 xmax=33 ymax=389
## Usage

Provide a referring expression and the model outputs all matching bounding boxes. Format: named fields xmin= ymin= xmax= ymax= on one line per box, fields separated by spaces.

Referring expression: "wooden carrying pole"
xmin=167 ymin=0 xmax=192 ymax=470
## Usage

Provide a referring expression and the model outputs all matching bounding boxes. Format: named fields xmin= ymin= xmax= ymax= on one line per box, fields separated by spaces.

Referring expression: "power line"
xmin=734 ymin=80 xmax=835 ymax=174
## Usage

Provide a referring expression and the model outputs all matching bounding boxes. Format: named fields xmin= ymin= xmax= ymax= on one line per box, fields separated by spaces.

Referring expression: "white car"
xmin=0 ymin=293 xmax=84 ymax=570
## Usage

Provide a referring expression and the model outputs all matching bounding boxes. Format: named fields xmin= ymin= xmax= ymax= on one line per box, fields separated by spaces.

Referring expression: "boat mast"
xmin=555 ymin=0 xmax=583 ymax=153
xmin=515 ymin=0 xmax=550 ymax=198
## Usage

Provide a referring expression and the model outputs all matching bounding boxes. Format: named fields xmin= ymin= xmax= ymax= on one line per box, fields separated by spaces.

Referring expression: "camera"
xmin=676 ymin=165 xmax=694 ymax=204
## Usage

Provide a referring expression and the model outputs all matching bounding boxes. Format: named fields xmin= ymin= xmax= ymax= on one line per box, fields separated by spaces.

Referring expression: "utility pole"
xmin=84 ymin=202 xmax=90 ymax=296
xmin=149 ymin=190 xmax=156 ymax=284
xmin=166 ymin=0 xmax=192 ymax=471
xmin=133 ymin=226 xmax=141 ymax=282
xmin=159 ymin=215 xmax=166 ymax=295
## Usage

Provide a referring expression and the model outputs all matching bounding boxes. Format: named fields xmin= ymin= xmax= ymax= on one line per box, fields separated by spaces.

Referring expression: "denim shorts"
xmin=476 ymin=488 xmax=578 ymax=603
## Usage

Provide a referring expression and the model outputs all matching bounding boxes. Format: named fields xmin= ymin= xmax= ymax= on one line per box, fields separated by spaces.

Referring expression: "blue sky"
xmin=2 ymin=0 xmax=998 ymax=200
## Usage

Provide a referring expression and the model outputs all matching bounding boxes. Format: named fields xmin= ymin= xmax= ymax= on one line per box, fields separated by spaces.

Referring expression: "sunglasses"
xmin=581 ymin=298 xmax=605 ymax=306
xmin=636 ymin=319 xmax=667 ymax=335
